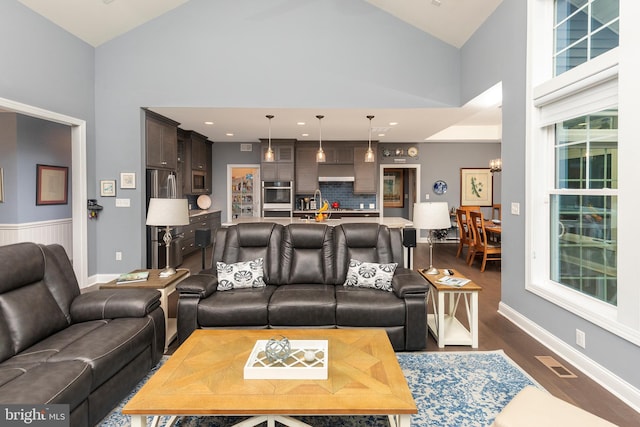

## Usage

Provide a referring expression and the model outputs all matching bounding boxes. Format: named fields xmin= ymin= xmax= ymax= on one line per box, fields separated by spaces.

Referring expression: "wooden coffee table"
xmin=123 ymin=329 xmax=416 ymax=427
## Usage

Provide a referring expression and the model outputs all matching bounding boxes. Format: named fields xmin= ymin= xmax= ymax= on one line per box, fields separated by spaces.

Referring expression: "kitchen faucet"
xmin=314 ymin=188 xmax=322 ymax=214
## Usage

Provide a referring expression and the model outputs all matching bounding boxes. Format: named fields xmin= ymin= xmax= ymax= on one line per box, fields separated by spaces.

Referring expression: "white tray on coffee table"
xmin=244 ymin=339 xmax=328 ymax=380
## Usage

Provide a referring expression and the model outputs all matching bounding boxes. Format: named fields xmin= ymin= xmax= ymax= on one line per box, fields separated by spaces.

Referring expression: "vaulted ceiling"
xmin=16 ymin=0 xmax=503 ymax=143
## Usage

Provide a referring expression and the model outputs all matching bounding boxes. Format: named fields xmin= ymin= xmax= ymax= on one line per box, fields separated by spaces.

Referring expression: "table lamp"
xmin=146 ymin=198 xmax=190 ymax=277
xmin=413 ymin=202 xmax=450 ymax=275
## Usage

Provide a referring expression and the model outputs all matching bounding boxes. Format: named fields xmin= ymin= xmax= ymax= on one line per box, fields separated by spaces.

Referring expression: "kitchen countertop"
xmin=189 ymin=209 xmax=221 ymax=217
xmin=293 ymin=209 xmax=380 ymax=214
xmin=222 ymin=216 xmax=413 ymax=228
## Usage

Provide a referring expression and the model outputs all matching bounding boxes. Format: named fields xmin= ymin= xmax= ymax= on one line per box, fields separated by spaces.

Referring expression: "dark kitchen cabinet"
xmin=353 ymin=143 xmax=377 ymax=194
xmin=182 ymin=211 xmax=221 ymax=257
xmin=261 ymin=140 xmax=295 ymax=182
xmin=183 ymin=130 xmax=213 ymax=194
xmin=295 ymin=144 xmax=319 ymax=194
xmin=145 ymin=110 xmax=179 ymax=170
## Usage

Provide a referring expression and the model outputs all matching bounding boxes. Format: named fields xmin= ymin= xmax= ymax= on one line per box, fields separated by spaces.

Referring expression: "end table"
xmin=100 ymin=269 xmax=190 ymax=351
xmin=418 ymin=268 xmax=482 ymax=348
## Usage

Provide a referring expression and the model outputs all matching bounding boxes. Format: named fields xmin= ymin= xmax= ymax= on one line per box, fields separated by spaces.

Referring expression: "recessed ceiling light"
xmin=297 ymin=122 xmax=305 ymax=126
xmin=225 ymin=133 xmax=234 ymax=136
xmin=378 ymin=133 xmax=385 ymax=137
xmin=389 ymin=122 xmax=398 ymax=126
xmin=301 ymin=133 xmax=309 ymax=137
xmin=204 ymin=121 xmax=214 ymax=125
xmin=431 ymin=0 xmax=442 ymax=6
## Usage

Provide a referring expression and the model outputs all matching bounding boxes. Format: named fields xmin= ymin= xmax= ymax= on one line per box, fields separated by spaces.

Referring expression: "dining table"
xmin=484 ymin=220 xmax=502 ymax=234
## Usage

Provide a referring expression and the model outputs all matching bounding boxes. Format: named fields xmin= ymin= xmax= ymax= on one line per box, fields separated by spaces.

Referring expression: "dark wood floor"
xmin=179 ymin=242 xmax=639 ymax=426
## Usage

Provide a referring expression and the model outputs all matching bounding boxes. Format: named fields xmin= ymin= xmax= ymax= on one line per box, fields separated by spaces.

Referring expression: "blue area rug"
xmin=100 ymin=350 xmax=541 ymax=427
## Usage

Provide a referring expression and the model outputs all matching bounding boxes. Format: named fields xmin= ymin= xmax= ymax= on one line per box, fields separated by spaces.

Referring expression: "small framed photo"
xmin=100 ymin=180 xmax=116 ymax=197
xmin=120 ymin=172 xmax=136 ymax=189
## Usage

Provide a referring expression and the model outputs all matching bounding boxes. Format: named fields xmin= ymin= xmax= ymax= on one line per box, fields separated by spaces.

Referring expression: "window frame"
xmin=526 ymin=0 xmax=640 ymax=344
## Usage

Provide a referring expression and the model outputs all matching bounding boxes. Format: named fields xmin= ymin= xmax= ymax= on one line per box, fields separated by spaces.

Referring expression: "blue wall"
xmin=0 ymin=114 xmax=72 ymax=223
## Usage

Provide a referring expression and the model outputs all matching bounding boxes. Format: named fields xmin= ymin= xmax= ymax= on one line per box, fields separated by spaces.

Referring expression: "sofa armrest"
xmin=391 ymin=268 xmax=430 ymax=297
xmin=176 ymin=273 xmax=218 ymax=298
xmin=70 ymin=289 xmax=161 ymax=322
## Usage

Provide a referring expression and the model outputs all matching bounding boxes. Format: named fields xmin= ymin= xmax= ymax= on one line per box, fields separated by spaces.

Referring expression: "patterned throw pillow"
xmin=343 ymin=259 xmax=398 ymax=292
xmin=216 ymin=258 xmax=266 ymax=291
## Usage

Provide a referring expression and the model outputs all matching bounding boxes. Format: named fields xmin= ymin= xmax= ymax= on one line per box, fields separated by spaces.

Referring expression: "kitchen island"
xmin=222 ymin=216 xmax=412 ymax=228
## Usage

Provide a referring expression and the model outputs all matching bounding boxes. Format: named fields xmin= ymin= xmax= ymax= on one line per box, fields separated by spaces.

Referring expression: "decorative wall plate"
xmin=433 ymin=180 xmax=447 ymax=195
xmin=408 ymin=146 xmax=418 ymax=157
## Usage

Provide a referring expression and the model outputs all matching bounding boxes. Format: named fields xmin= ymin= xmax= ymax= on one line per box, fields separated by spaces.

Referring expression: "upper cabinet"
xmin=353 ymin=143 xmax=377 ymax=194
xmin=324 ymin=144 xmax=354 ymax=164
xmin=183 ymin=130 xmax=213 ymax=194
xmin=295 ymin=144 xmax=319 ymax=194
xmin=145 ymin=110 xmax=179 ymax=170
xmin=261 ymin=140 xmax=295 ymax=182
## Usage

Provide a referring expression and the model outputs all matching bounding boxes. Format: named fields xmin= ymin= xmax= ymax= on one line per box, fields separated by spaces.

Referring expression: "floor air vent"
xmin=535 ymin=356 xmax=577 ymax=378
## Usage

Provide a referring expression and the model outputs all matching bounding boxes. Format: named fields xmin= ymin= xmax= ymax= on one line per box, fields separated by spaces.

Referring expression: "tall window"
xmin=554 ymin=0 xmax=619 ymax=76
xmin=549 ymin=109 xmax=618 ymax=304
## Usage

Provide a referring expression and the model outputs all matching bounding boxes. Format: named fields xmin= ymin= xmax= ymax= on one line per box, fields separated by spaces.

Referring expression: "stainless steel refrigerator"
xmin=146 ymin=169 xmax=184 ymax=269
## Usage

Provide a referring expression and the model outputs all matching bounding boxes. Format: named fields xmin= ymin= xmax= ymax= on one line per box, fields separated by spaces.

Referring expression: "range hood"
xmin=317 ymin=164 xmax=355 ymax=182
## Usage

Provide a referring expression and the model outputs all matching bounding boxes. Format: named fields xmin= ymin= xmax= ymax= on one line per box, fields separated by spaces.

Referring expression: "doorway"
xmin=227 ymin=165 xmax=261 ymax=222
xmin=0 ymin=96 xmax=87 ymax=286
xmin=379 ymin=164 xmax=420 ymax=221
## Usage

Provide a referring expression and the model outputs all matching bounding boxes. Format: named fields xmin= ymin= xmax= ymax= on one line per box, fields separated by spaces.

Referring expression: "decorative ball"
xmin=265 ymin=336 xmax=291 ymax=362
xmin=304 ymin=350 xmax=316 ymax=362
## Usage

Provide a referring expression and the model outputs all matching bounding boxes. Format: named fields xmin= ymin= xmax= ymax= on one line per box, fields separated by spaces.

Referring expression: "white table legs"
xmin=427 ymin=289 xmax=479 ymax=348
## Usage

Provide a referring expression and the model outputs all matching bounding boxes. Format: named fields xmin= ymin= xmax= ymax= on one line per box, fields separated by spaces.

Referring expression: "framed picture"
xmin=460 ymin=168 xmax=493 ymax=207
xmin=36 ymin=164 xmax=68 ymax=205
xmin=383 ymin=169 xmax=404 ymax=208
xmin=100 ymin=180 xmax=116 ymax=197
xmin=120 ymin=172 xmax=136 ymax=189
xmin=0 ymin=168 xmax=4 ymax=203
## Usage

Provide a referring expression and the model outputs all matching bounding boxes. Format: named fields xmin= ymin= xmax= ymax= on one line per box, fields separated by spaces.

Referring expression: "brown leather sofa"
xmin=0 ymin=242 xmax=165 ymax=427
xmin=176 ymin=222 xmax=429 ymax=351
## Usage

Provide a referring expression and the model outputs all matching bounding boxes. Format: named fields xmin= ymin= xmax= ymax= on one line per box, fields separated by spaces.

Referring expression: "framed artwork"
xmin=0 ymin=168 xmax=4 ymax=203
xmin=36 ymin=164 xmax=68 ymax=205
xmin=460 ymin=168 xmax=493 ymax=207
xmin=383 ymin=169 xmax=404 ymax=208
xmin=100 ymin=180 xmax=116 ymax=197
xmin=120 ymin=172 xmax=136 ymax=189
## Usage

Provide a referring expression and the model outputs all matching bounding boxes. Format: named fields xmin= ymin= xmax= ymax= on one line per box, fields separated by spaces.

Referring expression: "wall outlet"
xmin=576 ymin=329 xmax=586 ymax=348
xmin=115 ymin=251 xmax=122 ymax=261
xmin=425 ymin=194 xmax=429 ymax=200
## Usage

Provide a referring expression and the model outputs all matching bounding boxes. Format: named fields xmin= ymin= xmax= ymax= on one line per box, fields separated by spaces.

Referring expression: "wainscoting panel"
xmin=0 ymin=219 xmax=73 ymax=261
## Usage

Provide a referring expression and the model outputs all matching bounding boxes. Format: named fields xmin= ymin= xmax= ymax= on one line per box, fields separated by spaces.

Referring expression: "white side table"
xmin=419 ymin=268 xmax=482 ymax=348
xmin=101 ymin=268 xmax=190 ymax=351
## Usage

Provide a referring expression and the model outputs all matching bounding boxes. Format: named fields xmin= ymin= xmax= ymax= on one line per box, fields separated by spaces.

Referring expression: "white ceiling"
xmin=17 ymin=0 xmax=503 ymax=144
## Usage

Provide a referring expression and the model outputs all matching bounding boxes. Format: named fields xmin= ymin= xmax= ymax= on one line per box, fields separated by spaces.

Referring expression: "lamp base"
xmin=159 ymin=267 xmax=177 ymax=278
xmin=425 ymin=266 xmax=439 ymax=275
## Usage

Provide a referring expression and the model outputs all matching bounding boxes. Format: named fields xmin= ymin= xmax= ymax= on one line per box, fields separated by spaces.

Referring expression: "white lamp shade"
xmin=146 ymin=198 xmax=190 ymax=226
xmin=413 ymin=202 xmax=450 ymax=230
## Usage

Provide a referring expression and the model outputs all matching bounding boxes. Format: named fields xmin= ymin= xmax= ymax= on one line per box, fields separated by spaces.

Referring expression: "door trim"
xmin=0 ymin=97 xmax=88 ymax=287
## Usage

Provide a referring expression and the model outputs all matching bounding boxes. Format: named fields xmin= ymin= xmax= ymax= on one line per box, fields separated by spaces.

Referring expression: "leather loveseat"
xmin=176 ymin=222 xmax=429 ymax=351
xmin=0 ymin=242 xmax=165 ymax=427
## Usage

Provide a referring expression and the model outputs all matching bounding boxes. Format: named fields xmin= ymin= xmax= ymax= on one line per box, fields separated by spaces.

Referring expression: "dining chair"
xmin=492 ymin=204 xmax=502 ymax=221
xmin=468 ymin=210 xmax=501 ymax=272
xmin=455 ymin=208 xmax=474 ymax=263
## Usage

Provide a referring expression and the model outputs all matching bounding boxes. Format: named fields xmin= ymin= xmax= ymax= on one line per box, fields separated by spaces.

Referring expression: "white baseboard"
xmin=499 ymin=302 xmax=640 ymax=413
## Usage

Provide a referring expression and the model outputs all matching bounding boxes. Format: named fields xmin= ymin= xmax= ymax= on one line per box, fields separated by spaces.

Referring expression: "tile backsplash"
xmin=297 ymin=182 xmax=376 ymax=210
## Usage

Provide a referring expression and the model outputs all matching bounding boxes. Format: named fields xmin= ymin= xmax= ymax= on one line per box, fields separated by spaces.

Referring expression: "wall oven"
xmin=262 ymin=181 xmax=293 ymax=216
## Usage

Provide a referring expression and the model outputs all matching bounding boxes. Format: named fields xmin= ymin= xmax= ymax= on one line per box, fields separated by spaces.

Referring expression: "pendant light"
xmin=316 ymin=115 xmax=326 ymax=163
xmin=264 ymin=114 xmax=275 ymax=162
xmin=365 ymin=115 xmax=375 ymax=163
